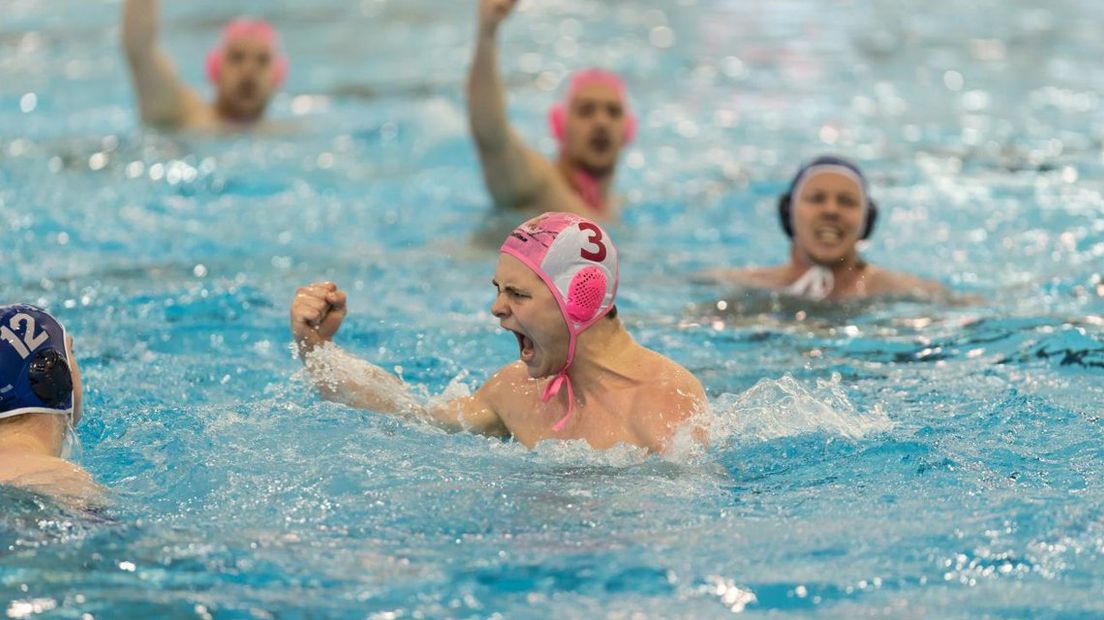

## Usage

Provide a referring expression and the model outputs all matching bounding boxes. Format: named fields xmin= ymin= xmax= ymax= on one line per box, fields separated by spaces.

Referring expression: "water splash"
xmin=708 ymin=374 xmax=892 ymax=444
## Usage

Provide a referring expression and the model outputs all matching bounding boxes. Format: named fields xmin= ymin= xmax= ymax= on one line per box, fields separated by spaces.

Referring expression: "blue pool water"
xmin=3 ymin=0 xmax=1104 ymax=617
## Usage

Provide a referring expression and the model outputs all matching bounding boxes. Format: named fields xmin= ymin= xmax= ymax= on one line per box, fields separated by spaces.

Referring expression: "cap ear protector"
xmin=549 ymin=103 xmax=638 ymax=145
xmin=777 ymin=192 xmax=878 ymax=239
xmin=29 ymin=348 xmax=72 ymax=409
xmin=206 ymin=48 xmax=289 ymax=87
xmin=564 ymin=265 xmax=609 ymax=324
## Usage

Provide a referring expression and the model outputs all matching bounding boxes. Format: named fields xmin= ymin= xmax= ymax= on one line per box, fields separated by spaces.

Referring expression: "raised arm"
xmin=290 ymin=282 xmax=508 ymax=436
xmin=121 ymin=0 xmax=203 ymax=127
xmin=467 ymin=0 xmax=552 ymax=209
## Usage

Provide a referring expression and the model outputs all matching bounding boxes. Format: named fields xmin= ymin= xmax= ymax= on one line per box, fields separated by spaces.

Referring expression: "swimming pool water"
xmin=2 ymin=0 xmax=1104 ymax=617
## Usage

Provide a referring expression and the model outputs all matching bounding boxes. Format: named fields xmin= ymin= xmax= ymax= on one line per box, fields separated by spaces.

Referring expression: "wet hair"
xmin=607 ymin=305 xmax=618 ymax=320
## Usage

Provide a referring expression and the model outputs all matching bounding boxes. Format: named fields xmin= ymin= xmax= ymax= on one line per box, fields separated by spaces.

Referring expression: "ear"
xmin=777 ymin=193 xmax=793 ymax=238
xmin=206 ymin=48 xmax=222 ymax=83
xmin=272 ymin=55 xmax=289 ymax=87
xmin=862 ymin=199 xmax=879 ymax=239
xmin=566 ymin=266 xmax=607 ymax=324
xmin=622 ymin=112 xmax=638 ymax=144
xmin=548 ymin=103 xmax=566 ymax=142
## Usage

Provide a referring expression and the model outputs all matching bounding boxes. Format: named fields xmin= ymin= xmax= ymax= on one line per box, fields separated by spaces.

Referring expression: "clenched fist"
xmin=479 ymin=0 xmax=517 ymax=36
xmin=290 ymin=282 xmax=347 ymax=354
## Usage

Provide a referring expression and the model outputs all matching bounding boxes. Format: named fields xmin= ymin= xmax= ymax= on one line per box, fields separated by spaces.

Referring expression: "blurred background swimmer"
xmin=122 ymin=0 xmax=289 ymax=130
xmin=699 ymin=155 xmax=947 ymax=301
xmin=290 ymin=213 xmax=705 ymax=455
xmin=468 ymin=0 xmax=637 ymax=220
xmin=0 ymin=305 xmax=102 ymax=507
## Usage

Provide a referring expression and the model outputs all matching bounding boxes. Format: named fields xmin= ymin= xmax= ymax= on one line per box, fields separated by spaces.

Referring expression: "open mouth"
xmin=511 ymin=329 xmax=536 ymax=363
xmin=814 ymin=225 xmax=844 ymax=244
xmin=589 ymin=133 xmax=612 ymax=152
xmin=237 ymin=80 xmax=258 ymax=98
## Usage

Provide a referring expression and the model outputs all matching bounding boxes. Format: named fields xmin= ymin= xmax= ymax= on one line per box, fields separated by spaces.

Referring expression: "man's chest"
xmin=499 ymin=391 xmax=645 ymax=449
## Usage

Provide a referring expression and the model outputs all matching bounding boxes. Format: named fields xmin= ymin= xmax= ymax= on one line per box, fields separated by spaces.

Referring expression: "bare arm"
xmin=692 ymin=266 xmax=780 ymax=288
xmin=691 ymin=267 xmax=746 ymax=285
xmin=121 ymin=0 xmax=203 ymax=127
xmin=466 ymin=0 xmax=551 ymax=209
xmin=291 ymin=282 xmax=508 ymax=436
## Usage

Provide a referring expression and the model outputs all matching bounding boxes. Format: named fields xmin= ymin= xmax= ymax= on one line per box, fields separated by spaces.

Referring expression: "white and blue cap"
xmin=0 ymin=304 xmax=73 ymax=421
xmin=778 ymin=154 xmax=879 ymax=240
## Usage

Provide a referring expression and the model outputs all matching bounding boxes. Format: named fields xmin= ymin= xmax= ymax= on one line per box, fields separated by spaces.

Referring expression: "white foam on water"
xmin=293 ymin=357 xmax=889 ymax=467
xmin=705 ymin=374 xmax=893 ymax=444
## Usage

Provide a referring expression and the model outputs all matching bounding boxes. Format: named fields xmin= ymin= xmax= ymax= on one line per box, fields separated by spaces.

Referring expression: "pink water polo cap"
xmin=500 ymin=212 xmax=620 ymax=431
xmin=206 ymin=18 xmax=289 ymax=87
xmin=548 ymin=69 xmax=638 ymax=145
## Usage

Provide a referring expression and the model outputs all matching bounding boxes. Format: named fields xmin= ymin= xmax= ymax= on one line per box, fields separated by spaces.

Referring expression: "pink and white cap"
xmin=500 ymin=212 xmax=620 ymax=431
xmin=206 ymin=18 xmax=289 ymax=87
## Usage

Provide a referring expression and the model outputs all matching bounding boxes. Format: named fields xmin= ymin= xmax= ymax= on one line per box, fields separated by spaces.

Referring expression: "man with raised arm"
xmin=0 ymin=305 xmax=102 ymax=505
xmin=468 ymin=0 xmax=638 ymax=220
xmin=290 ymin=213 xmax=706 ymax=454
xmin=122 ymin=0 xmax=289 ymax=130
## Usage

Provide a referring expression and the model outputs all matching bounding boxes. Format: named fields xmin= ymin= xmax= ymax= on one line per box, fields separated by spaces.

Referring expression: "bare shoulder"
xmin=696 ymin=265 xmax=789 ymax=289
xmin=535 ymin=163 xmax=598 ymax=218
xmin=479 ymin=361 xmax=543 ymax=403
xmin=629 ymin=349 xmax=706 ymax=452
xmin=0 ymin=453 xmax=102 ymax=503
xmin=639 ymin=348 xmax=707 ymax=416
xmin=865 ymin=266 xmax=948 ymax=298
xmin=180 ymin=102 xmax=222 ymax=131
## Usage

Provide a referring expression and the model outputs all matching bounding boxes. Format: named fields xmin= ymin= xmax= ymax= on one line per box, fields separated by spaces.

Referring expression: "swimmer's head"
xmin=549 ymin=69 xmax=637 ymax=177
xmin=0 ymin=305 xmax=83 ymax=456
xmin=496 ymin=212 xmax=619 ymax=430
xmin=777 ymin=155 xmax=879 ymax=266
xmin=206 ymin=19 xmax=289 ymax=122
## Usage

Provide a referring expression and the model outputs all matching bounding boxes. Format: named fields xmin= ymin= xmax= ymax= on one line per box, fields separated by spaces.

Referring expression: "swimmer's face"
xmin=215 ymin=36 xmax=279 ymax=121
xmin=491 ymin=255 xmax=570 ymax=379
xmin=65 ymin=335 xmax=82 ymax=427
xmin=562 ymin=83 xmax=629 ymax=176
xmin=791 ymin=172 xmax=866 ymax=265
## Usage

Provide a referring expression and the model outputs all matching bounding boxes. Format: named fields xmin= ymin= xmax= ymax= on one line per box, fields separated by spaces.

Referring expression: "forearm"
xmin=121 ymin=0 xmax=197 ymax=127
xmin=467 ymin=30 xmax=512 ymax=152
xmin=297 ymin=341 xmax=506 ymax=436
xmin=300 ymin=342 xmax=423 ymax=416
xmin=122 ymin=0 xmax=158 ymax=59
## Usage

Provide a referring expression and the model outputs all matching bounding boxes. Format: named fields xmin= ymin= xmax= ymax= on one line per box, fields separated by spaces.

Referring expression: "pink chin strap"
xmin=571 ymin=171 xmax=605 ymax=213
xmin=543 ymin=264 xmax=609 ymax=431
xmin=205 ymin=18 xmax=289 ymax=87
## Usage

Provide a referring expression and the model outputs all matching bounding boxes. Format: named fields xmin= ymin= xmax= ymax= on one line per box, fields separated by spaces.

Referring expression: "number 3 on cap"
xmin=578 ymin=223 xmax=607 ymax=262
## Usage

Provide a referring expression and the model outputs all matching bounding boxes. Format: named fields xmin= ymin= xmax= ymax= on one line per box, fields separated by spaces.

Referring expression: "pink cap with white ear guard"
xmin=500 ymin=212 xmax=620 ymax=432
xmin=206 ymin=18 xmax=289 ymax=87
xmin=548 ymin=69 xmax=638 ymax=145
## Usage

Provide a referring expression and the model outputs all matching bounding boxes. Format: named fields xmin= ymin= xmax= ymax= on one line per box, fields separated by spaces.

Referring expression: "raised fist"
xmin=290 ymin=282 xmax=348 ymax=354
xmin=479 ymin=0 xmax=517 ymax=35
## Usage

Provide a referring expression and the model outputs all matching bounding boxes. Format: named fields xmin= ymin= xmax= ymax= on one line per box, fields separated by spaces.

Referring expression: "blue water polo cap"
xmin=0 ymin=304 xmax=73 ymax=420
